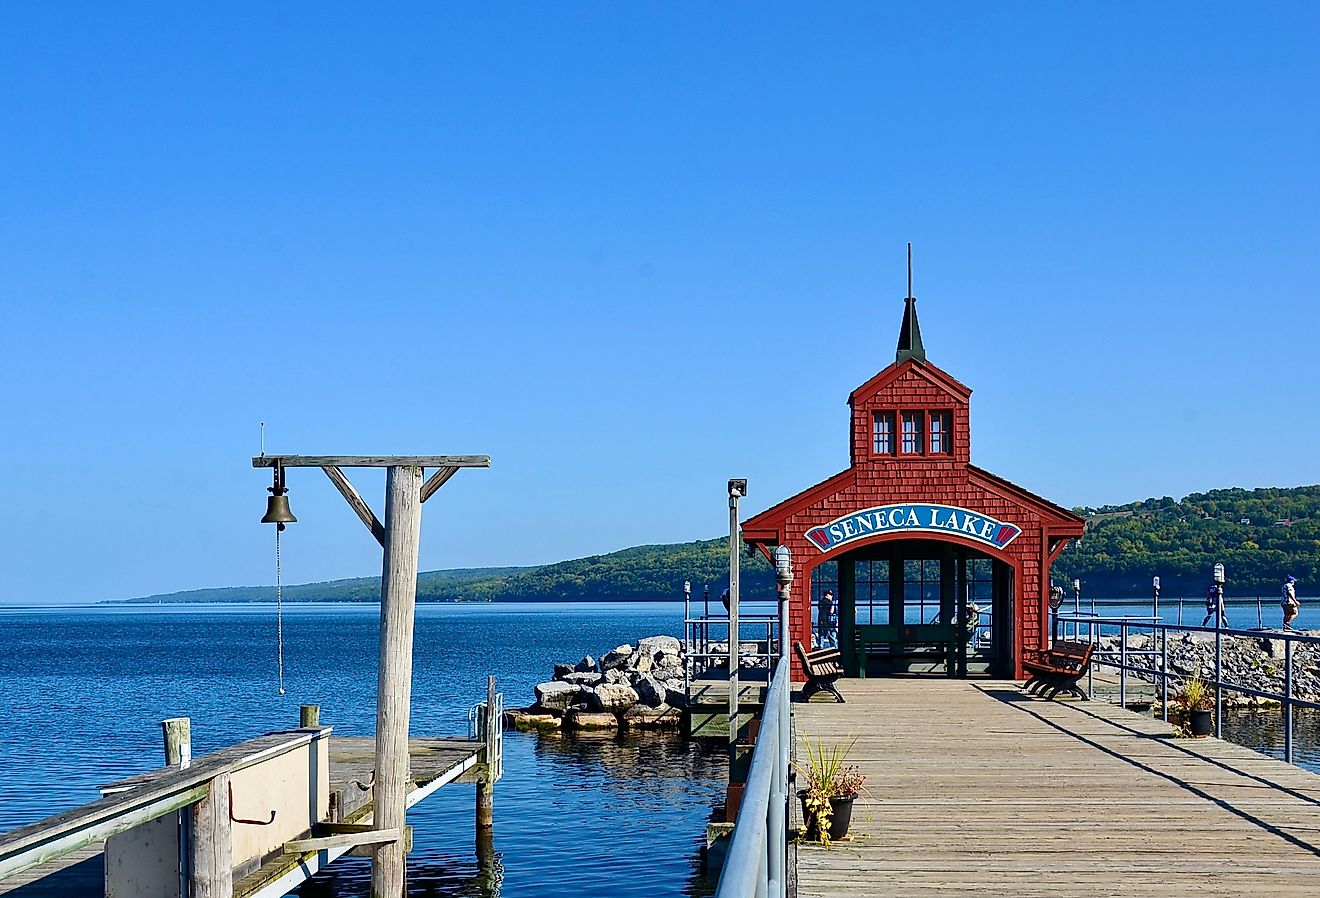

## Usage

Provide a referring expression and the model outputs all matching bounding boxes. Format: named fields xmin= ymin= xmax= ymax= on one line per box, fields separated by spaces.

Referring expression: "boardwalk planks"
xmin=794 ymin=679 xmax=1320 ymax=897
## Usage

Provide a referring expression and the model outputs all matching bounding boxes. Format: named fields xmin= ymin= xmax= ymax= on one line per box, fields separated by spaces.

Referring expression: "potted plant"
xmin=796 ymin=735 xmax=865 ymax=845
xmin=1174 ymin=670 xmax=1214 ymax=737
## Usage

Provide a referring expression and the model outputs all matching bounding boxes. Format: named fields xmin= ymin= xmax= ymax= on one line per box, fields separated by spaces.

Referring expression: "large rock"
xmin=654 ymin=657 xmax=684 ymax=680
xmin=552 ymin=663 xmax=575 ymax=680
xmin=574 ymin=655 xmax=598 ymax=673
xmin=1258 ymin=637 xmax=1285 ymax=659
xmin=602 ymin=644 xmax=634 ymax=670
xmin=633 ymin=675 xmax=666 ymax=707
xmin=587 ymin=683 xmax=639 ymax=712
xmin=562 ymin=671 xmax=603 ymax=687
xmin=621 ymin=703 xmax=681 ymax=729
xmin=505 ymin=708 xmax=562 ymax=732
xmin=664 ymin=684 xmax=687 ymax=708
xmin=638 ymin=635 xmax=682 ymax=656
xmin=603 ymin=668 xmax=630 ymax=685
xmin=533 ymin=681 xmax=580 ymax=712
xmin=566 ymin=710 xmax=619 ymax=730
xmin=634 ymin=635 xmax=682 ymax=673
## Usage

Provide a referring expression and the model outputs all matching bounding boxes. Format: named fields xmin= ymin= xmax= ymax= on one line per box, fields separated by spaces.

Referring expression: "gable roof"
xmin=847 ymin=357 xmax=972 ymax=408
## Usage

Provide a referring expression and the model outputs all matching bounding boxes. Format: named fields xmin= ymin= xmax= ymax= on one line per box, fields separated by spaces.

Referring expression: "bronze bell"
xmin=261 ymin=493 xmax=297 ymax=526
xmin=261 ymin=462 xmax=296 ymax=528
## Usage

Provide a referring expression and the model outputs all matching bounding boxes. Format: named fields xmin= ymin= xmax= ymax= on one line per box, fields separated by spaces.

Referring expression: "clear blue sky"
xmin=3 ymin=4 xmax=1317 ymax=604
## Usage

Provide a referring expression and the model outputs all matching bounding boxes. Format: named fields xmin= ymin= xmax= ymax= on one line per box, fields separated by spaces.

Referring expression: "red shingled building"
xmin=742 ymin=292 xmax=1085 ymax=680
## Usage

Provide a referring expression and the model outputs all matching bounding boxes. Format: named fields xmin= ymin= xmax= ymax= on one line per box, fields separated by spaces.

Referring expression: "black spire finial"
xmin=896 ymin=242 xmax=926 ymax=365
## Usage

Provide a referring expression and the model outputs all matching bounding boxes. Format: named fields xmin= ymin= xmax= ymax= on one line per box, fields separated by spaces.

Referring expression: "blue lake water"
xmin=0 ymin=602 xmax=725 ymax=897
xmin=4 ymin=597 xmax=1319 ymax=895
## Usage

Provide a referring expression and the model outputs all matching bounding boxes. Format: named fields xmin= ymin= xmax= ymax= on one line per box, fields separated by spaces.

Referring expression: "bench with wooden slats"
xmin=794 ymin=641 xmax=846 ymax=703
xmin=1022 ymin=640 xmax=1094 ymax=699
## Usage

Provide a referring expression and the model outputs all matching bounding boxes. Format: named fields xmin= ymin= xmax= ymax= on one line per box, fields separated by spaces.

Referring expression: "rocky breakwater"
xmin=505 ymin=635 xmax=687 ymax=733
xmin=1102 ymin=629 xmax=1320 ymax=707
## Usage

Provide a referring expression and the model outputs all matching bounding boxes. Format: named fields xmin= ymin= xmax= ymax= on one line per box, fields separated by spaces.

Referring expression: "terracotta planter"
xmin=798 ymin=790 xmax=856 ymax=841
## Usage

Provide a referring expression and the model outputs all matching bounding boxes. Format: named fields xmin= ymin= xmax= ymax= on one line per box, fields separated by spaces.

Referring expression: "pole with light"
xmin=727 ymin=478 xmax=746 ymax=765
xmin=770 ymin=544 xmax=792 ymax=897
xmin=1152 ymin=575 xmax=1161 ymax=620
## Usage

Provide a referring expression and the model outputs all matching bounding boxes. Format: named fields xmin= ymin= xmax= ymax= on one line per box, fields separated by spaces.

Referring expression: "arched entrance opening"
xmin=809 ymin=539 xmax=1015 ymax=677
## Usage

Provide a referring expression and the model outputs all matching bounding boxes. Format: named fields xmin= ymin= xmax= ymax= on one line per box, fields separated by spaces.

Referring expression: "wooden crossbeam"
xmin=284 ymin=827 xmax=401 ymax=854
xmin=419 ymin=467 xmax=458 ymax=503
xmin=253 ymin=456 xmax=490 ymax=469
xmin=322 ymin=467 xmax=386 ymax=548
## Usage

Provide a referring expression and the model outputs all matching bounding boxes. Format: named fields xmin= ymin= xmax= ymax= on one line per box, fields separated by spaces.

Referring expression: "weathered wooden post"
xmin=300 ymin=704 xmax=321 ymax=728
xmin=161 ymin=717 xmax=191 ymax=768
xmin=373 ymin=464 xmax=423 ymax=897
xmin=190 ymin=773 xmax=233 ymax=898
xmin=476 ymin=676 xmax=496 ymax=830
xmin=252 ymin=454 xmax=490 ymax=898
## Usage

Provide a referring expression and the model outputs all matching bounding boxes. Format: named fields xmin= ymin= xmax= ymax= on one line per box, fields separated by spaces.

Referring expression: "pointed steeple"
xmin=895 ymin=243 xmax=926 ymax=365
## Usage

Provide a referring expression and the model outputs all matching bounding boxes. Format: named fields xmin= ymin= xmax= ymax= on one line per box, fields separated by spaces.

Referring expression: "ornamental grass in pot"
xmin=796 ymin=735 xmax=866 ymax=845
xmin=1174 ymin=670 xmax=1214 ymax=737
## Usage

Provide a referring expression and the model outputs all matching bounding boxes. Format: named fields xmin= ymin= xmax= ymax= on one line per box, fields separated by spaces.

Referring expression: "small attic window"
xmin=930 ymin=410 xmax=953 ymax=454
xmin=900 ymin=411 xmax=924 ymax=454
xmin=873 ymin=411 xmax=896 ymax=455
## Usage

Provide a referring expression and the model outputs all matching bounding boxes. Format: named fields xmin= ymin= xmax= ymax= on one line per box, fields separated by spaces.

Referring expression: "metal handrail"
xmin=715 ymin=657 xmax=791 ymax=898
xmin=1056 ymin=613 xmax=1319 ymax=764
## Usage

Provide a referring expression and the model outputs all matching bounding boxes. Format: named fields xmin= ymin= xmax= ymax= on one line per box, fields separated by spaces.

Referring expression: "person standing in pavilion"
xmin=817 ymin=589 xmax=838 ymax=649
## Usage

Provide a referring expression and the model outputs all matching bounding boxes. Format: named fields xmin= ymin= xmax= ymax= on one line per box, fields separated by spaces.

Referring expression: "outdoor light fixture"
xmin=1213 ymin=563 xmax=1225 ymax=584
xmin=774 ymin=545 xmax=793 ymax=585
xmin=728 ymin=478 xmax=747 ymax=498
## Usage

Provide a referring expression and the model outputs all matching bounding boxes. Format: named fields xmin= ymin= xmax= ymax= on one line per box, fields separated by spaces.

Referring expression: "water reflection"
xmin=1222 ymin=706 xmax=1320 ymax=773
xmin=292 ymin=731 xmax=725 ymax=898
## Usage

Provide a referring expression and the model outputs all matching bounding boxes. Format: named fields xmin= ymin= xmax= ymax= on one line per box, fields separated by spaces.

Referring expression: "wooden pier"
xmin=793 ymin=679 xmax=1320 ymax=896
xmin=0 ymin=727 xmax=492 ymax=898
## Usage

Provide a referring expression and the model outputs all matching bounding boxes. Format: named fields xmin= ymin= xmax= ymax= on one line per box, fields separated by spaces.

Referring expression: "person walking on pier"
xmin=1282 ymin=575 xmax=1300 ymax=630
xmin=817 ymin=589 xmax=838 ymax=649
xmin=1202 ymin=582 xmax=1228 ymax=628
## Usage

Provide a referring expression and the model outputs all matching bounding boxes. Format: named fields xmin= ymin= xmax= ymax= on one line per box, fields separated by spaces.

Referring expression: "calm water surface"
xmin=0 ymin=602 xmax=724 ymax=897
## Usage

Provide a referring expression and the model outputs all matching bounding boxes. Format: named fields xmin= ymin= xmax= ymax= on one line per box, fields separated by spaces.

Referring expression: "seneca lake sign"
xmin=805 ymin=503 xmax=1022 ymax=553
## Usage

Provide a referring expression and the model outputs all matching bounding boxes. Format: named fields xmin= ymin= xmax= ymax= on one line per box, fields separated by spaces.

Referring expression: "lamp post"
xmin=1152 ymin=575 xmax=1161 ymax=620
xmin=774 ymin=546 xmax=792 ymax=667
xmin=770 ymin=544 xmax=792 ymax=894
xmin=1213 ymin=562 xmax=1225 ymax=738
xmin=727 ymin=479 xmax=746 ymax=764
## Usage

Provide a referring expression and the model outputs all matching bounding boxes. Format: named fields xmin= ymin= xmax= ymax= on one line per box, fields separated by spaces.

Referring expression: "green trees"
xmin=1055 ymin=485 xmax=1320 ymax=596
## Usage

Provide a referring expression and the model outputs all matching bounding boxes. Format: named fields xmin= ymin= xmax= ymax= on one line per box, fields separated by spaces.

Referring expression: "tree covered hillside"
xmin=1054 ymin=486 xmax=1320 ymax=596
xmin=121 ymin=539 xmax=774 ymax=604
xmin=121 ymin=485 xmax=1320 ymax=604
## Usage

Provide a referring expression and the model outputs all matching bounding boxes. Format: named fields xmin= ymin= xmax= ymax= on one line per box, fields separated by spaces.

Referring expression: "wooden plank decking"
xmin=794 ymin=679 xmax=1320 ymax=897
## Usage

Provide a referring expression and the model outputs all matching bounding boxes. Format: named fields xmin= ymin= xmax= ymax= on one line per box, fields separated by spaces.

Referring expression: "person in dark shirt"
xmin=817 ymin=589 xmax=838 ymax=648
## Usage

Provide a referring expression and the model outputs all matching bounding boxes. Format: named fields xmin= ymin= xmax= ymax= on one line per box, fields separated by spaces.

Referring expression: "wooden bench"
xmin=1022 ymin=640 xmax=1094 ymax=699
xmin=794 ymin=641 xmax=845 ymax=703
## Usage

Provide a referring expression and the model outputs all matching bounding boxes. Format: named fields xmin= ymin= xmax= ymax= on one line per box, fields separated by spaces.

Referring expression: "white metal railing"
xmin=714 ymin=656 xmax=791 ymax=898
